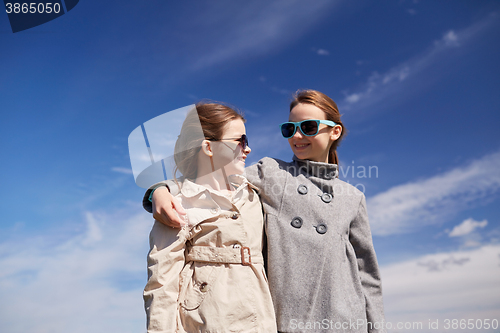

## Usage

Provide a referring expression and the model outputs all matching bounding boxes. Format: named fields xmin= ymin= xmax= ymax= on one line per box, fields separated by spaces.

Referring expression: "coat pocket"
xmin=179 ymin=262 xmax=221 ymax=310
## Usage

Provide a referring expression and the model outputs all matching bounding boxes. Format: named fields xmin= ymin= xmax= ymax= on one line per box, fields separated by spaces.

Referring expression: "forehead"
xmin=289 ymin=103 xmax=326 ymax=121
xmin=222 ymin=118 xmax=246 ymax=136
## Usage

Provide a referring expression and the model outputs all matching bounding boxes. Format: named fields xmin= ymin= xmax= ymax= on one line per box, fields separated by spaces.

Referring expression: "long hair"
xmin=290 ymin=90 xmax=346 ymax=165
xmin=173 ymin=102 xmax=245 ymax=181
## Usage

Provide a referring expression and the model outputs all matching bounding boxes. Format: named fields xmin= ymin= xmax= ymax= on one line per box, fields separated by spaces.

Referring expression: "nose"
xmin=292 ymin=127 xmax=304 ymax=139
xmin=244 ymin=145 xmax=251 ymax=154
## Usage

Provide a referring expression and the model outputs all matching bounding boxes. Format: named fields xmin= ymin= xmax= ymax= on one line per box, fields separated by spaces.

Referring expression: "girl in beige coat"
xmin=143 ymin=103 xmax=276 ymax=333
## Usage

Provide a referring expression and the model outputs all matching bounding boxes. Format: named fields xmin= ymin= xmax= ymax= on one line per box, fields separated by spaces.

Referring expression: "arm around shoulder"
xmin=142 ymin=179 xmax=187 ymax=228
xmin=143 ymin=180 xmax=181 ymax=213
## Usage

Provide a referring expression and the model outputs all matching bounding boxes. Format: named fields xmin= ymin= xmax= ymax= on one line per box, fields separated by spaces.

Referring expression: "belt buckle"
xmin=241 ymin=247 xmax=252 ymax=266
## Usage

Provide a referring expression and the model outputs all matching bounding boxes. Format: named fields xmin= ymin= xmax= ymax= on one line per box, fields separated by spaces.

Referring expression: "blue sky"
xmin=1 ymin=1 xmax=499 ymax=332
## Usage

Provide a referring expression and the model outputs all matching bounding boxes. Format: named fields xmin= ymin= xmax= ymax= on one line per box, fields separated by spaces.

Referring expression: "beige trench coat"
xmin=143 ymin=175 xmax=277 ymax=333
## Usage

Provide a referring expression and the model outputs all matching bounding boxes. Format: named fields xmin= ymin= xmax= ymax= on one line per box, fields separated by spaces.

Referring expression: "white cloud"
xmin=0 ymin=206 xmax=153 ymax=333
xmin=462 ymin=239 xmax=483 ymax=248
xmin=83 ymin=211 xmax=103 ymax=244
xmin=368 ymin=151 xmax=500 ymax=235
xmin=381 ymin=245 xmax=500 ymax=332
xmin=112 ymin=167 xmax=134 ymax=174
xmin=340 ymin=14 xmax=497 ymax=113
xmin=345 ymin=93 xmax=361 ymax=103
xmin=449 ymin=218 xmax=488 ymax=237
xmin=440 ymin=30 xmax=460 ymax=47
xmin=316 ymin=48 xmax=330 ymax=56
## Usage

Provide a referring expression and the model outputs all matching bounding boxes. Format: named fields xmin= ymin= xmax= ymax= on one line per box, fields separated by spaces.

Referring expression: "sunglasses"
xmin=279 ymin=119 xmax=337 ymax=139
xmin=214 ymin=134 xmax=249 ymax=150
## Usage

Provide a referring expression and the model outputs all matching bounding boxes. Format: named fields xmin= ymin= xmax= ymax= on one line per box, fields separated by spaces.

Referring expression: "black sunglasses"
xmin=214 ymin=134 xmax=249 ymax=150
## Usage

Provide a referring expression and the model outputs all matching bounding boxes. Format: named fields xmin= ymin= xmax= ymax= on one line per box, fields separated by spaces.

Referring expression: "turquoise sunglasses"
xmin=279 ymin=119 xmax=337 ymax=139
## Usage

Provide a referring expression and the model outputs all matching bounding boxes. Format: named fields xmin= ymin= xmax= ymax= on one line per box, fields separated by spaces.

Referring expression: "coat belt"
xmin=186 ymin=245 xmax=263 ymax=265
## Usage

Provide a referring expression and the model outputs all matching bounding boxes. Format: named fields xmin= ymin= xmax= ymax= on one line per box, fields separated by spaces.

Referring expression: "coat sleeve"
xmin=349 ymin=195 xmax=386 ymax=333
xmin=244 ymin=157 xmax=282 ymax=195
xmin=143 ymin=221 xmax=188 ymax=333
xmin=243 ymin=163 xmax=262 ymax=190
xmin=143 ymin=179 xmax=182 ymax=213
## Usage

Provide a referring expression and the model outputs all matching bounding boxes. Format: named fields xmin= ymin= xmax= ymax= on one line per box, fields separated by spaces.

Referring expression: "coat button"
xmin=233 ymin=243 xmax=241 ymax=249
xmin=199 ymin=282 xmax=208 ymax=292
xmin=210 ymin=208 xmax=218 ymax=214
xmin=297 ymin=185 xmax=308 ymax=195
xmin=324 ymin=171 xmax=334 ymax=180
xmin=320 ymin=193 xmax=333 ymax=203
xmin=291 ymin=217 xmax=303 ymax=228
xmin=231 ymin=213 xmax=239 ymax=219
xmin=315 ymin=224 xmax=328 ymax=234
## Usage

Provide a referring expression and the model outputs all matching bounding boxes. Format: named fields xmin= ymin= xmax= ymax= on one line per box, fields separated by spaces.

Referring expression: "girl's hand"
xmin=152 ymin=187 xmax=187 ymax=228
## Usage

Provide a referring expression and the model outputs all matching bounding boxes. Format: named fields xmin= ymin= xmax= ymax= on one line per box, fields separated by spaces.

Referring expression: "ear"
xmin=330 ymin=125 xmax=342 ymax=141
xmin=201 ymin=140 xmax=213 ymax=157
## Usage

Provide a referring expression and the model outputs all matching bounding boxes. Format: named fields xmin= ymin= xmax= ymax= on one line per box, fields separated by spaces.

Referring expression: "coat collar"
xmin=180 ymin=174 xmax=255 ymax=198
xmin=292 ymin=155 xmax=338 ymax=180
xmin=178 ymin=174 xmax=256 ymax=228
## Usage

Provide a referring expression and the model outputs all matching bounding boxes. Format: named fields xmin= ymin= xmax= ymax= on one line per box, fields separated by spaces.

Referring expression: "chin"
xmin=292 ymin=150 xmax=309 ymax=160
xmin=226 ymin=166 xmax=244 ymax=176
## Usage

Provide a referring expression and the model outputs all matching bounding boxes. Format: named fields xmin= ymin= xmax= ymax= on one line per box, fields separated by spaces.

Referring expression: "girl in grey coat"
xmin=147 ymin=90 xmax=386 ymax=333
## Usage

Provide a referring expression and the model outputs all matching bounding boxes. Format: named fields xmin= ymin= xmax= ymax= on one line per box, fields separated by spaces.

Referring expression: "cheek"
xmin=235 ymin=145 xmax=243 ymax=155
xmin=318 ymin=136 xmax=333 ymax=149
xmin=306 ymin=136 xmax=322 ymax=150
xmin=213 ymin=144 xmax=239 ymax=166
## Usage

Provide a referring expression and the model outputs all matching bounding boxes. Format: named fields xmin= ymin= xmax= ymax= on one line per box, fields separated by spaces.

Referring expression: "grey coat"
xmin=143 ymin=156 xmax=386 ymax=333
xmin=245 ymin=156 xmax=385 ymax=333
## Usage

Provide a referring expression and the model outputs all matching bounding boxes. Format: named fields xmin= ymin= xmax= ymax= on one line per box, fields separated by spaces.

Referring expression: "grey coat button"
xmin=199 ymin=282 xmax=208 ymax=292
xmin=297 ymin=185 xmax=308 ymax=195
xmin=231 ymin=213 xmax=239 ymax=220
xmin=315 ymin=224 xmax=328 ymax=234
xmin=320 ymin=193 xmax=333 ymax=203
xmin=291 ymin=217 xmax=303 ymax=228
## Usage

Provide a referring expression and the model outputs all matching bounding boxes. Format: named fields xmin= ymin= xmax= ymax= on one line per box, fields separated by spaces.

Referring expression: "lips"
xmin=294 ymin=143 xmax=310 ymax=150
